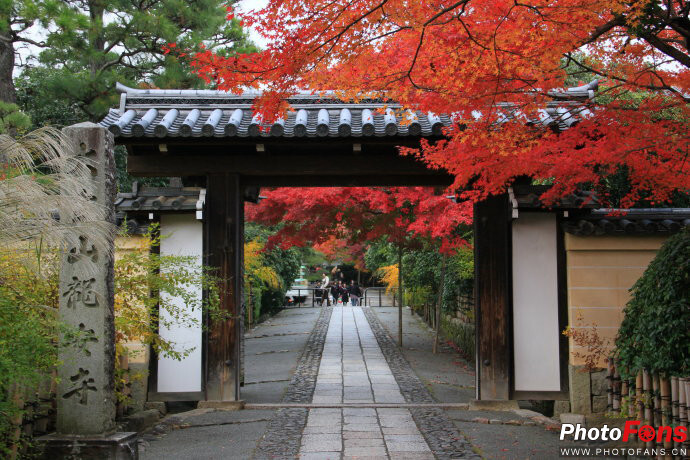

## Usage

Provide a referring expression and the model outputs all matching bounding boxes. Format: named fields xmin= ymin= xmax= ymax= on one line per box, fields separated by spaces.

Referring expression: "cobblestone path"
xmin=255 ymin=306 xmax=478 ymax=459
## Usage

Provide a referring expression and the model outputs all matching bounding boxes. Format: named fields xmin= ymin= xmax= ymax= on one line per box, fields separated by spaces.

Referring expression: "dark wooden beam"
xmin=127 ymin=153 xmax=446 ymax=178
xmin=474 ymin=194 xmax=512 ymax=400
xmin=241 ymin=175 xmax=453 ymax=187
xmin=118 ymin=136 xmax=430 ymax=150
xmin=204 ymin=174 xmax=243 ymax=402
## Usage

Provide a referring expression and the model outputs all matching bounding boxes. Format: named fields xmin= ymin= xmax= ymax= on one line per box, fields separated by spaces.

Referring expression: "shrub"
xmin=441 ymin=316 xmax=475 ymax=360
xmin=244 ymin=239 xmax=282 ymax=324
xmin=615 ymin=228 xmax=690 ymax=377
xmin=114 ymin=225 xmax=222 ymax=408
xmin=0 ymin=245 xmax=60 ymax=456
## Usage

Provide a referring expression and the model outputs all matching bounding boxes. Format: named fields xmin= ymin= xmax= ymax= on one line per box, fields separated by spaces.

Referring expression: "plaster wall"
xmin=565 ymin=234 xmax=666 ymax=368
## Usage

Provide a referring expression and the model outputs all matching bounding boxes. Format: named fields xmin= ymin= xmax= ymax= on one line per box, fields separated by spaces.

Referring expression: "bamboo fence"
xmin=606 ymin=358 xmax=690 ymax=459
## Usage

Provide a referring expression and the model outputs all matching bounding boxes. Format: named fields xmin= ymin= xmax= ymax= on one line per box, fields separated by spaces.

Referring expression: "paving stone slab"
xmin=253 ymin=308 xmax=333 ymax=459
xmin=342 ymin=431 xmax=384 ymax=439
xmin=303 ymin=426 xmax=342 ymax=435
xmin=301 ymin=439 xmax=343 ymax=452
xmin=344 ymin=447 xmax=389 ymax=457
xmin=300 ymin=452 xmax=342 ymax=460
xmin=343 ymin=408 xmax=377 ymax=417
xmin=344 ymin=438 xmax=386 ymax=448
xmin=363 ymin=307 xmax=480 ymax=460
xmin=343 ymin=423 xmax=382 ymax=432
xmin=343 ymin=416 xmax=378 ymax=425
xmin=343 ymin=456 xmax=389 ymax=460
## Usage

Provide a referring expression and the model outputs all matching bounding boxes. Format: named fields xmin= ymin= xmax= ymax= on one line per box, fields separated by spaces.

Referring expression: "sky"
xmin=237 ymin=0 xmax=270 ymax=49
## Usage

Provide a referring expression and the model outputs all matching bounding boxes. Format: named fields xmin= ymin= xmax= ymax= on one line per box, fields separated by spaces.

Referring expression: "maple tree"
xmin=245 ymin=187 xmax=471 ymax=252
xmin=188 ymin=0 xmax=689 ymax=209
xmin=246 ymin=186 xmax=471 ymax=345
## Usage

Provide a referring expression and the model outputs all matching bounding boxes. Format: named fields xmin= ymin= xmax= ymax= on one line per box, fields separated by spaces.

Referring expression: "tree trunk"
xmin=88 ymin=1 xmax=106 ymax=77
xmin=433 ymin=254 xmax=447 ymax=354
xmin=85 ymin=1 xmax=106 ymax=121
xmin=398 ymin=244 xmax=403 ymax=347
xmin=0 ymin=32 xmax=17 ymax=104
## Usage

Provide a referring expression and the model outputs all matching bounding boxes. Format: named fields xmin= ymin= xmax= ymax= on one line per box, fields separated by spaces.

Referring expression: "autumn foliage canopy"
xmin=246 ymin=187 xmax=472 ymax=257
xmin=188 ymin=0 xmax=689 ymax=210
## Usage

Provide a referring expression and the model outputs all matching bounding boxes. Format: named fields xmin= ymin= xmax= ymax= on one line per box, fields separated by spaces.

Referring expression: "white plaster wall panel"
xmin=512 ymin=213 xmax=561 ymax=391
xmin=157 ymin=214 xmax=203 ymax=392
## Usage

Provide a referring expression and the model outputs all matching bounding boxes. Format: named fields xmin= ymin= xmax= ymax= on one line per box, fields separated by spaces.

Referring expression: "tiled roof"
xmin=115 ymin=184 xmax=203 ymax=212
xmin=115 ymin=183 xmax=204 ymax=233
xmin=511 ymin=185 xmax=599 ymax=209
xmin=509 ymin=185 xmax=690 ymax=235
xmin=99 ymin=82 xmax=597 ymax=139
xmin=564 ymin=209 xmax=690 ymax=236
xmin=115 ymin=182 xmax=264 ymax=233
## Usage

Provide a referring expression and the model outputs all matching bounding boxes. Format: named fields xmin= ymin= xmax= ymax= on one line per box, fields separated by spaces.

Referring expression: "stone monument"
xmin=39 ymin=123 xmax=138 ymax=459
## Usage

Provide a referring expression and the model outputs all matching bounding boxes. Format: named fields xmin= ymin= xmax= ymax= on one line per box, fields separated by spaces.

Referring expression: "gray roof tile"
xmin=100 ymin=83 xmax=596 ymax=140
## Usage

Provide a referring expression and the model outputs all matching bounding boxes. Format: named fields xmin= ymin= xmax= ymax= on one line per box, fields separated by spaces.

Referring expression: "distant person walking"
xmin=348 ymin=280 xmax=362 ymax=306
xmin=320 ymin=273 xmax=330 ymax=306
xmin=330 ymin=282 xmax=341 ymax=305
xmin=340 ymin=281 xmax=349 ymax=305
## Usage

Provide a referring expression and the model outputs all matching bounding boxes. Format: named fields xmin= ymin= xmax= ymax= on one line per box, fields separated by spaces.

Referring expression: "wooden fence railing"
xmin=606 ymin=358 xmax=690 ymax=456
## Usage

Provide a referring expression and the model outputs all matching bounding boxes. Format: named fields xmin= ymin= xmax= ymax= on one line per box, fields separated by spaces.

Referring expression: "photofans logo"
xmin=558 ymin=421 xmax=688 ymax=457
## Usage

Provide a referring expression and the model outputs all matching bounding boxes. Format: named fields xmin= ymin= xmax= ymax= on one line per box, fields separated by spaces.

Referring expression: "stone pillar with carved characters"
xmin=56 ymin=122 xmax=117 ymax=435
xmin=40 ymin=123 xmax=137 ymax=459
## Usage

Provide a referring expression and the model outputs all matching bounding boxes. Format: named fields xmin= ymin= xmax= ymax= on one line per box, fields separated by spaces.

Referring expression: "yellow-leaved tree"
xmin=376 ymin=264 xmax=399 ymax=295
xmin=244 ymin=239 xmax=282 ymax=327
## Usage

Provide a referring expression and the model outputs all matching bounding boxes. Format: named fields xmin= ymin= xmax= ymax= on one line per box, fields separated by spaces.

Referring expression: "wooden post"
xmin=672 ymin=377 xmax=680 ymax=426
xmin=247 ymin=283 xmax=252 ymax=330
xmin=204 ymin=174 xmax=243 ymax=404
xmin=660 ymin=376 xmax=672 ymax=453
xmin=621 ymin=377 xmax=628 ymax=416
xmin=643 ymin=370 xmax=654 ymax=449
xmin=636 ymin=371 xmax=644 ymax=422
xmin=627 ymin=377 xmax=637 ymax=418
xmin=678 ymin=377 xmax=690 ymax=449
xmin=607 ymin=358 xmax=614 ymax=413
xmin=433 ymin=254 xmax=447 ymax=354
xmin=653 ymin=373 xmax=662 ymax=429
xmin=678 ymin=377 xmax=687 ymax=454
xmin=660 ymin=376 xmax=671 ymax=424
xmin=474 ymin=194 xmax=512 ymax=400
xmin=613 ymin=362 xmax=621 ymax=414
xmin=397 ymin=244 xmax=403 ymax=347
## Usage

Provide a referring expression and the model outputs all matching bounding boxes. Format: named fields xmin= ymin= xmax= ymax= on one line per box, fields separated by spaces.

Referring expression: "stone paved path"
xmin=142 ymin=306 xmax=578 ymax=459
xmin=298 ymin=307 xmax=434 ymax=459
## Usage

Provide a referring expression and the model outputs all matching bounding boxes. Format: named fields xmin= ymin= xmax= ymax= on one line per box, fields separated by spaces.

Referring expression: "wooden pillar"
xmin=204 ymin=174 xmax=243 ymax=403
xmin=474 ymin=194 xmax=512 ymax=400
